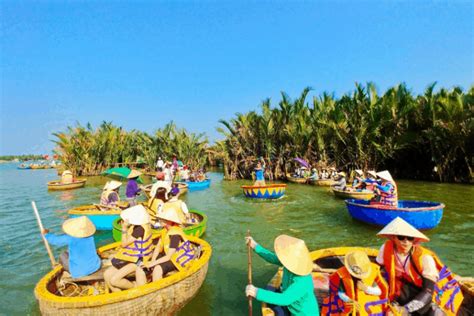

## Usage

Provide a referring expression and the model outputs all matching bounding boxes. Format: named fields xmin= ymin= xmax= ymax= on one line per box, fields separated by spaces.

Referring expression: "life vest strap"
xmin=175 ymin=240 xmax=196 ymax=267
xmin=365 ymin=298 xmax=388 ymax=314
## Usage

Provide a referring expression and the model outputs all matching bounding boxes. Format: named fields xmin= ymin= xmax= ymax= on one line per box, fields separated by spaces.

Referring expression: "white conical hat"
xmin=367 ymin=170 xmax=377 ymax=178
xmin=107 ymin=180 xmax=122 ymax=190
xmin=103 ymin=181 xmax=111 ymax=190
xmin=62 ymin=170 xmax=73 ymax=176
xmin=127 ymin=169 xmax=142 ymax=179
xmin=120 ymin=205 xmax=150 ymax=225
xmin=156 ymin=207 xmax=183 ymax=225
xmin=62 ymin=216 xmax=96 ymax=238
xmin=376 ymin=170 xmax=394 ymax=183
xmin=355 ymin=169 xmax=364 ymax=176
xmin=377 ymin=217 xmax=429 ymax=242
xmin=274 ymin=235 xmax=313 ymax=276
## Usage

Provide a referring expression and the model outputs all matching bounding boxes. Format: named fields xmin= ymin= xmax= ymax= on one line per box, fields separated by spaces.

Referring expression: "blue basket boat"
xmin=345 ymin=199 xmax=445 ymax=230
xmin=185 ymin=179 xmax=211 ymax=191
xmin=241 ymin=184 xmax=287 ymax=199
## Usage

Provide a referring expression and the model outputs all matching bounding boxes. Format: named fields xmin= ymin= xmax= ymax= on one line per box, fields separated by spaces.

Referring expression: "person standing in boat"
xmin=163 ymin=162 xmax=173 ymax=185
xmin=156 ymin=156 xmax=164 ymax=171
xmin=125 ymin=169 xmax=142 ymax=206
xmin=43 ymin=216 xmax=101 ymax=278
xmin=333 ymin=172 xmax=347 ymax=191
xmin=254 ymin=157 xmax=266 ymax=186
xmin=140 ymin=208 xmax=196 ymax=282
xmin=376 ymin=217 xmax=466 ymax=316
xmin=104 ymin=205 xmax=154 ymax=292
xmin=371 ymin=170 xmax=398 ymax=207
xmin=100 ymin=180 xmax=122 ymax=208
xmin=321 ymin=250 xmax=388 ymax=315
xmin=245 ymin=234 xmax=319 ymax=316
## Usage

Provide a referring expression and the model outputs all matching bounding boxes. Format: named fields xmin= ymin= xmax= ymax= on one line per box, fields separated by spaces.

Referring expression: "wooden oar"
xmin=31 ymin=201 xmax=57 ymax=268
xmin=247 ymin=229 xmax=253 ymax=316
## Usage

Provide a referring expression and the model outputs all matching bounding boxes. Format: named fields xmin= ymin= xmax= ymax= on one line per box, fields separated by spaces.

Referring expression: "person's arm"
xmin=44 ymin=233 xmax=71 ymax=247
xmin=145 ymin=234 xmax=180 ymax=268
xmin=376 ymin=183 xmax=392 ymax=192
xmin=375 ymin=244 xmax=385 ymax=265
xmin=254 ymin=244 xmax=281 ymax=265
xmin=255 ymin=275 xmax=308 ymax=306
xmin=181 ymin=201 xmax=189 ymax=215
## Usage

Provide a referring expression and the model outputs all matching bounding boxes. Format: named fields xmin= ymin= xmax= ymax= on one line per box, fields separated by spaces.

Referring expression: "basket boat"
xmin=143 ymin=182 xmax=188 ymax=199
xmin=309 ymin=178 xmax=335 ymax=186
xmin=35 ymin=235 xmax=212 ymax=316
xmin=185 ymin=179 xmax=211 ymax=191
xmin=332 ymin=186 xmax=374 ymax=200
xmin=285 ymin=174 xmax=308 ymax=184
xmin=47 ymin=179 xmax=87 ymax=191
xmin=241 ymin=184 xmax=287 ymax=199
xmin=262 ymin=247 xmax=472 ymax=315
xmin=345 ymin=199 xmax=445 ymax=230
xmin=112 ymin=209 xmax=208 ymax=242
xmin=67 ymin=202 xmax=129 ymax=230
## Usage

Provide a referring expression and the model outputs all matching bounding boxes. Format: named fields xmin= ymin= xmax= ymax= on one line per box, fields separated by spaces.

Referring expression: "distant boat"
xmin=241 ymin=183 xmax=287 ymax=199
xmin=47 ymin=179 xmax=87 ymax=190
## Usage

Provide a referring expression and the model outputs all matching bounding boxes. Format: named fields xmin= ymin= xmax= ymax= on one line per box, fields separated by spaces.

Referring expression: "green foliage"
xmin=0 ymin=154 xmax=44 ymax=161
xmin=53 ymin=121 xmax=209 ymax=176
xmin=217 ymin=83 xmax=473 ymax=183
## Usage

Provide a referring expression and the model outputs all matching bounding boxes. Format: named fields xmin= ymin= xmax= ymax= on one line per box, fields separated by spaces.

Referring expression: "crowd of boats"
xmin=31 ymin=157 xmax=473 ymax=315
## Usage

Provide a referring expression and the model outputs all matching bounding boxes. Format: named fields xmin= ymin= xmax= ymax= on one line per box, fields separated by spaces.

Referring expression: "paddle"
xmin=31 ymin=201 xmax=57 ymax=268
xmin=247 ymin=229 xmax=253 ymax=316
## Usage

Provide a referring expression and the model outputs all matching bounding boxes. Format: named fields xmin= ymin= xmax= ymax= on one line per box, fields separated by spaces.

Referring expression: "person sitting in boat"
xmin=352 ymin=169 xmax=365 ymax=190
xmin=196 ymin=169 xmax=206 ymax=182
xmin=140 ymin=208 xmax=197 ymax=282
xmin=333 ymin=172 xmax=347 ymax=191
xmin=125 ymin=169 xmax=142 ymax=206
xmin=164 ymin=162 xmax=173 ymax=185
xmin=254 ymin=157 xmax=266 ymax=186
xmin=100 ymin=180 xmax=122 ymax=208
xmin=245 ymin=234 xmax=319 ymax=315
xmin=376 ymin=217 xmax=466 ymax=316
xmin=180 ymin=165 xmax=190 ymax=181
xmin=302 ymin=167 xmax=311 ymax=178
xmin=43 ymin=216 xmax=101 ymax=279
xmin=329 ymin=167 xmax=338 ymax=180
xmin=371 ymin=170 xmax=398 ymax=207
xmin=104 ymin=205 xmax=154 ymax=292
xmin=322 ymin=250 xmax=388 ymax=315
xmin=61 ymin=170 xmax=74 ymax=184
xmin=155 ymin=167 xmax=165 ymax=181
xmin=308 ymin=168 xmax=319 ymax=180
xmin=363 ymin=170 xmax=378 ymax=191
xmin=321 ymin=168 xmax=329 ymax=179
xmin=148 ymin=182 xmax=171 ymax=223
xmin=162 ymin=186 xmax=193 ymax=224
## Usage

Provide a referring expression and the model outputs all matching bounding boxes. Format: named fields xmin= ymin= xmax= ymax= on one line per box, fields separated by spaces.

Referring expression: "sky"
xmin=1 ymin=0 xmax=473 ymax=155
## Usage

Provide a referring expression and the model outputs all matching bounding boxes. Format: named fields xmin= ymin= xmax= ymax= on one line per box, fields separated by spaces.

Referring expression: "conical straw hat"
xmin=62 ymin=170 xmax=73 ymax=176
xmin=156 ymin=207 xmax=183 ymax=225
xmin=127 ymin=169 xmax=142 ymax=179
xmin=120 ymin=205 xmax=151 ymax=225
xmin=367 ymin=170 xmax=377 ymax=178
xmin=376 ymin=170 xmax=395 ymax=183
xmin=344 ymin=251 xmax=372 ymax=279
xmin=274 ymin=235 xmax=312 ymax=276
xmin=150 ymin=181 xmax=171 ymax=199
xmin=62 ymin=216 xmax=96 ymax=238
xmin=338 ymin=171 xmax=346 ymax=177
xmin=377 ymin=217 xmax=429 ymax=242
xmin=355 ymin=169 xmax=364 ymax=176
xmin=103 ymin=181 xmax=111 ymax=190
xmin=107 ymin=180 xmax=122 ymax=190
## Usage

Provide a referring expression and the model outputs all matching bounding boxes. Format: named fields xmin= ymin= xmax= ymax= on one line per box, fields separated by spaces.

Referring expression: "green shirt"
xmin=254 ymin=244 xmax=320 ymax=316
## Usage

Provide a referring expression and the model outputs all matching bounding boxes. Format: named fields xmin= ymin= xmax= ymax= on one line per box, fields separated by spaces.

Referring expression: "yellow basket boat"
xmin=309 ymin=178 xmax=335 ymax=186
xmin=47 ymin=179 xmax=87 ymax=190
xmin=285 ymin=173 xmax=308 ymax=184
xmin=332 ymin=186 xmax=374 ymax=200
xmin=143 ymin=182 xmax=188 ymax=199
xmin=35 ymin=235 xmax=212 ymax=315
xmin=262 ymin=247 xmax=473 ymax=315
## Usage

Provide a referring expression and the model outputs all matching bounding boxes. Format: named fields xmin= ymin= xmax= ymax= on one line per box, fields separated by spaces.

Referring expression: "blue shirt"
xmin=255 ymin=168 xmax=265 ymax=181
xmin=45 ymin=234 xmax=101 ymax=278
xmin=126 ymin=179 xmax=140 ymax=198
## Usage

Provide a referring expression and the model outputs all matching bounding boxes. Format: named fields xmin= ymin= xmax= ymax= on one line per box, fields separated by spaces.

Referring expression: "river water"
xmin=0 ymin=163 xmax=473 ymax=315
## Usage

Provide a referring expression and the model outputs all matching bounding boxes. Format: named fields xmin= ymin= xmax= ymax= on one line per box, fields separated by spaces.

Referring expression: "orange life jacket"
xmin=321 ymin=264 xmax=388 ymax=316
xmin=381 ymin=240 xmax=464 ymax=316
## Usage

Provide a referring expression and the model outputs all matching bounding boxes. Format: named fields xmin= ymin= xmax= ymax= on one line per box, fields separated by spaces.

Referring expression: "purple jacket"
xmin=126 ymin=179 xmax=140 ymax=198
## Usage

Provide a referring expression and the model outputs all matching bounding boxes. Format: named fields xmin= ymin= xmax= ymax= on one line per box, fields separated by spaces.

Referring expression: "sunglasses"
xmin=397 ymin=235 xmax=415 ymax=241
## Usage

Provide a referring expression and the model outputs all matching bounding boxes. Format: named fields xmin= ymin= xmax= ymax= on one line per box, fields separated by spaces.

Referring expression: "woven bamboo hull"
xmin=310 ymin=179 xmax=335 ymax=186
xmin=47 ymin=179 xmax=87 ymax=190
xmin=35 ymin=235 xmax=211 ymax=315
xmin=143 ymin=183 xmax=188 ymax=199
xmin=332 ymin=187 xmax=374 ymax=200
xmin=285 ymin=174 xmax=308 ymax=184
xmin=241 ymin=184 xmax=287 ymax=199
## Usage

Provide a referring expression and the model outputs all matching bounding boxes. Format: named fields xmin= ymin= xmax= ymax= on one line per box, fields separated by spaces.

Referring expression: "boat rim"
xmin=345 ymin=199 xmax=445 ymax=212
xmin=47 ymin=179 xmax=87 ymax=186
xmin=241 ymin=184 xmax=287 ymax=189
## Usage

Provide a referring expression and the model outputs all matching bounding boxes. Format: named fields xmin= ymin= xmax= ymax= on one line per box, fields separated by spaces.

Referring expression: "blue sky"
xmin=1 ymin=1 xmax=472 ymax=155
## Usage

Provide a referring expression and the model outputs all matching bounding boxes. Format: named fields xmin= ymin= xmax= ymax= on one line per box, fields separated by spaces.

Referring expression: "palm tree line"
xmin=53 ymin=121 xmax=209 ymax=176
xmin=216 ymin=83 xmax=473 ymax=183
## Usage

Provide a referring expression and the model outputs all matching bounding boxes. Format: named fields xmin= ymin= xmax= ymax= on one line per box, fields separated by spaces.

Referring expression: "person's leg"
xmin=110 ymin=263 xmax=137 ymax=290
xmin=104 ymin=266 xmax=121 ymax=293
xmin=152 ymin=265 xmax=164 ymax=282
xmin=59 ymin=251 xmax=70 ymax=272
xmin=135 ymin=266 xmax=147 ymax=287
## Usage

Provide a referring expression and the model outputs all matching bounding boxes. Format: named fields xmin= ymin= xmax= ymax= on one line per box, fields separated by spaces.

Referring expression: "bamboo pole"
xmin=247 ymin=229 xmax=253 ymax=316
xmin=31 ymin=201 xmax=57 ymax=268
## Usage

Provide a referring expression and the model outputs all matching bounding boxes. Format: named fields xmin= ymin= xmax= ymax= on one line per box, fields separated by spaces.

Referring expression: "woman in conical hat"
xmin=371 ymin=170 xmax=398 ymax=207
xmin=375 ymin=217 xmax=466 ymax=316
xmin=333 ymin=171 xmax=347 ymax=191
xmin=100 ymin=180 xmax=122 ymax=207
xmin=60 ymin=170 xmax=74 ymax=184
xmin=244 ymin=234 xmax=319 ymax=315
xmin=43 ymin=216 xmax=100 ymax=278
xmin=125 ymin=169 xmax=142 ymax=206
xmin=352 ymin=169 xmax=365 ymax=190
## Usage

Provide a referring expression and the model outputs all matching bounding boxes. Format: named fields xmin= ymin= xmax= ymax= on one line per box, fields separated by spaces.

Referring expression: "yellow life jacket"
xmin=158 ymin=226 xmax=196 ymax=271
xmin=162 ymin=200 xmax=187 ymax=223
xmin=114 ymin=224 xmax=154 ymax=264
xmin=322 ymin=264 xmax=388 ymax=316
xmin=147 ymin=198 xmax=164 ymax=215
xmin=382 ymin=240 xmax=464 ymax=316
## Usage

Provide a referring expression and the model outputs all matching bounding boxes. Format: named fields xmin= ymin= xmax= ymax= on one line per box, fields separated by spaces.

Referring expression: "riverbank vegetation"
xmin=0 ymin=154 xmax=44 ymax=161
xmin=216 ymin=83 xmax=473 ymax=183
xmin=53 ymin=122 xmax=208 ymax=176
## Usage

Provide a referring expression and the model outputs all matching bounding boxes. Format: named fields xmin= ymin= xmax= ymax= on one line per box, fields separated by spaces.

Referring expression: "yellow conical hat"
xmin=120 ymin=205 xmax=150 ymax=225
xmin=377 ymin=217 xmax=429 ymax=242
xmin=62 ymin=216 xmax=96 ymax=238
xmin=107 ymin=180 xmax=122 ymax=191
xmin=274 ymin=235 xmax=312 ymax=276
xmin=156 ymin=207 xmax=183 ymax=225
xmin=344 ymin=251 xmax=372 ymax=279
xmin=127 ymin=169 xmax=142 ymax=179
xmin=376 ymin=170 xmax=395 ymax=183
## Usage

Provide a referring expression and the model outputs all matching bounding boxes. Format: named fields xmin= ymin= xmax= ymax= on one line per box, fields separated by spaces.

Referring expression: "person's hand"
xmin=245 ymin=236 xmax=257 ymax=249
xmin=42 ymin=228 xmax=49 ymax=235
xmin=357 ymin=280 xmax=368 ymax=292
xmin=347 ymin=300 xmax=361 ymax=312
xmin=121 ymin=220 xmax=129 ymax=231
xmin=245 ymin=284 xmax=258 ymax=298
